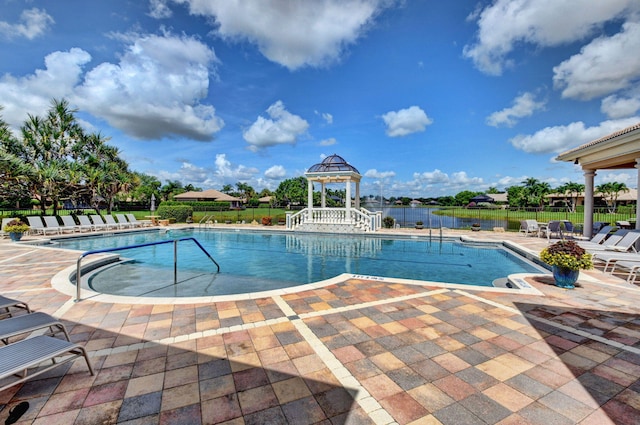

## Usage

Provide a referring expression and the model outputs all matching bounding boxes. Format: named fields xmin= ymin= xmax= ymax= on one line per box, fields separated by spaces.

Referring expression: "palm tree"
xmin=597 ymin=182 xmax=629 ymax=213
xmin=556 ymin=182 xmax=584 ymax=212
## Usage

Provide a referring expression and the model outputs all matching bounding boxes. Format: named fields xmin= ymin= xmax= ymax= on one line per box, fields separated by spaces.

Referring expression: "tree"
xmin=597 ymin=182 xmax=629 ymax=213
xmin=221 ymin=184 xmax=234 ymax=194
xmin=522 ymin=178 xmax=551 ymax=209
xmin=455 ymin=190 xmax=480 ymax=206
xmin=555 ymin=182 xmax=584 ymax=212
xmin=506 ymin=186 xmax=526 ymax=208
xmin=275 ymin=176 xmax=308 ymax=206
xmin=159 ymin=180 xmax=184 ymax=201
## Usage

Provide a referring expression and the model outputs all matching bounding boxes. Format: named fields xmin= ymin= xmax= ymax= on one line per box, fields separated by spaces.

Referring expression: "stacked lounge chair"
xmin=0 ymin=298 xmax=93 ymax=392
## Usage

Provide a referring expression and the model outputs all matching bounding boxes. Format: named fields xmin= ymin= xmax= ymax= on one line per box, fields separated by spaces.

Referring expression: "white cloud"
xmin=243 ymin=101 xmax=309 ymax=151
xmin=463 ymin=0 xmax=637 ymax=75
xmin=173 ymin=0 xmax=395 ymax=70
xmin=264 ymin=165 xmax=287 ymax=179
xmin=412 ymin=169 xmax=450 ymax=184
xmin=486 ymin=92 xmax=546 ymax=127
xmin=149 ymin=0 xmax=173 ymax=18
xmin=381 ymin=106 xmax=432 ymax=137
xmin=601 ymin=94 xmax=640 ymax=119
xmin=553 ymin=21 xmax=640 ymax=100
xmin=75 ymin=32 xmax=223 ymax=140
xmin=0 ymin=48 xmax=91 ymax=129
xmin=214 ymin=154 xmax=259 ymax=181
xmin=509 ymin=118 xmax=640 ymax=154
xmin=0 ymin=8 xmax=54 ymax=40
xmin=364 ymin=169 xmax=396 ymax=179
xmin=322 ymin=112 xmax=333 ymax=124
xmin=319 ymin=137 xmax=337 ymax=146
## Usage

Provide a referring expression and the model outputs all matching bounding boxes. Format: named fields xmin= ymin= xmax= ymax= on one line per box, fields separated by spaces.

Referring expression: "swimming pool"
xmin=49 ymin=228 xmax=543 ymax=297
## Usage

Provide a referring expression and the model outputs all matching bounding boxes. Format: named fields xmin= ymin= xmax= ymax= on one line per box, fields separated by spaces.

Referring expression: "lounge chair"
xmin=0 ymin=335 xmax=93 ymax=392
xmin=0 ymin=312 xmax=70 ymax=344
xmin=0 ymin=295 xmax=31 ymax=318
xmin=584 ymin=229 xmax=640 ymax=253
xmin=610 ymin=260 xmax=640 ymax=284
xmin=115 ymin=214 xmax=133 ymax=229
xmin=583 ymin=225 xmax=613 ymax=245
xmin=519 ymin=220 xmax=540 ymax=237
xmin=578 ymin=228 xmax=629 ymax=251
xmin=61 ymin=215 xmax=91 ymax=232
xmin=103 ymin=215 xmax=123 ymax=229
xmin=43 ymin=216 xmax=75 ymax=234
xmin=78 ymin=215 xmax=103 ymax=231
xmin=26 ymin=216 xmax=59 ymax=236
xmin=88 ymin=215 xmax=109 ymax=230
xmin=126 ymin=213 xmax=151 ymax=227
xmin=592 ymin=251 xmax=640 ymax=273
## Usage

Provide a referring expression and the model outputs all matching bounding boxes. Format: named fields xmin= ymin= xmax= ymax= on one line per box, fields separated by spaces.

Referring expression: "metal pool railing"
xmin=75 ymin=237 xmax=220 ymax=301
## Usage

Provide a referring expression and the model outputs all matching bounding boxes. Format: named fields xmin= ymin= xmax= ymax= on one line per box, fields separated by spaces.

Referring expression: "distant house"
xmin=174 ymin=189 xmax=242 ymax=208
xmin=546 ymin=189 xmax=638 ymax=207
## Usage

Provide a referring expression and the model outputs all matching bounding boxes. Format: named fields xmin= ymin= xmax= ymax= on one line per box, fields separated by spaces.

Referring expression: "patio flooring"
xmin=0 ymin=228 xmax=639 ymax=424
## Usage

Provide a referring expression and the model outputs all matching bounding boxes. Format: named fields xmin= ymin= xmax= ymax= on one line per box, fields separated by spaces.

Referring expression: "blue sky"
xmin=1 ymin=0 xmax=640 ymax=198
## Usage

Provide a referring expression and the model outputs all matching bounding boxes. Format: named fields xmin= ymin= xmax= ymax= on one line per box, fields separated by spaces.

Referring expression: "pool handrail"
xmin=75 ymin=237 xmax=220 ymax=301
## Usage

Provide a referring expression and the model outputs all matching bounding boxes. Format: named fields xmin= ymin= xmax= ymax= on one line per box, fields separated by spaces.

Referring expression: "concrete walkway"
xmin=0 ymin=228 xmax=638 ymax=424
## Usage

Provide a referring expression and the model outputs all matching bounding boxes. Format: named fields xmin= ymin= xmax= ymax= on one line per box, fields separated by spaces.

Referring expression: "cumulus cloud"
xmin=243 ymin=101 xmax=309 ymax=151
xmin=601 ymin=94 xmax=640 ymax=119
xmin=463 ymin=0 xmax=637 ymax=75
xmin=0 ymin=31 xmax=224 ymax=141
xmin=411 ymin=169 xmax=484 ymax=192
xmin=364 ymin=169 xmax=396 ymax=179
xmin=381 ymin=106 xmax=432 ymax=137
xmin=509 ymin=118 xmax=640 ymax=154
xmin=264 ymin=165 xmax=287 ymax=179
xmin=553 ymin=21 xmax=640 ymax=100
xmin=0 ymin=48 xmax=91 ymax=128
xmin=0 ymin=8 xmax=54 ymax=40
xmin=172 ymin=0 xmax=395 ymax=70
xmin=214 ymin=154 xmax=259 ymax=181
xmin=75 ymin=32 xmax=223 ymax=140
xmin=486 ymin=92 xmax=546 ymax=127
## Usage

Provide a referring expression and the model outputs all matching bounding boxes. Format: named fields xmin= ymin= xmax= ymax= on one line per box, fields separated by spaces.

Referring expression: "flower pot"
xmin=552 ymin=266 xmax=579 ymax=289
xmin=471 ymin=226 xmax=481 ymax=232
xmin=9 ymin=232 xmax=23 ymax=242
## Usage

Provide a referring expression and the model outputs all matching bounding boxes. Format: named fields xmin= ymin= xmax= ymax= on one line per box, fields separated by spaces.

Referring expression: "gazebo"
xmin=286 ymin=154 xmax=381 ymax=232
xmin=557 ymin=122 xmax=640 ymax=237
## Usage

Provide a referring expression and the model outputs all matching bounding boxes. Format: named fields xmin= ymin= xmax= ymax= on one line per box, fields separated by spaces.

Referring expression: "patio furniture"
xmin=78 ymin=215 xmax=104 ymax=231
xmin=0 ymin=296 xmax=31 ymax=319
xmin=610 ymin=259 xmax=640 ymax=284
xmin=579 ymin=228 xmax=628 ymax=251
xmin=61 ymin=215 xmax=91 ymax=232
xmin=115 ymin=214 xmax=133 ymax=229
xmin=103 ymin=215 xmax=123 ymax=230
xmin=519 ymin=220 xmax=540 ymax=237
xmin=42 ymin=216 xmax=75 ymax=234
xmin=126 ymin=213 xmax=152 ymax=227
xmin=584 ymin=229 xmax=640 ymax=253
xmin=0 ymin=335 xmax=93 ymax=392
xmin=26 ymin=216 xmax=59 ymax=236
xmin=0 ymin=312 xmax=70 ymax=344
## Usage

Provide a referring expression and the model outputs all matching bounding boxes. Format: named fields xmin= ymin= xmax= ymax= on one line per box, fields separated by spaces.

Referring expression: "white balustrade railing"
xmin=286 ymin=207 xmax=378 ymax=231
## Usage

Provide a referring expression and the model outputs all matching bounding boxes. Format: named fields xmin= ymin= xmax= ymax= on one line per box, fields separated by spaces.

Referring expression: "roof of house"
xmin=174 ymin=189 xmax=240 ymax=202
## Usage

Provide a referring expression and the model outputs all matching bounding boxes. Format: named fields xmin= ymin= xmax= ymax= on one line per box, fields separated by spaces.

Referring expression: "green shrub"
xmin=156 ymin=205 xmax=193 ymax=222
xmin=382 ymin=216 xmax=395 ymax=228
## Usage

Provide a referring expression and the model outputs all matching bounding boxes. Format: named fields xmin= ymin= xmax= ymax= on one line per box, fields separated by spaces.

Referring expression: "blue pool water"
xmin=51 ymin=229 xmax=542 ymax=297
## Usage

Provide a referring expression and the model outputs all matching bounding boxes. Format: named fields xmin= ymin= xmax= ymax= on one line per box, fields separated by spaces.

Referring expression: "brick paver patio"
xmin=0 ymin=228 xmax=638 ymax=424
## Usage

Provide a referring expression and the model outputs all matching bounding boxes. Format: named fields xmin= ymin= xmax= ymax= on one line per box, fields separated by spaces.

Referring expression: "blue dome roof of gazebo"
xmin=307 ymin=154 xmax=360 ymax=174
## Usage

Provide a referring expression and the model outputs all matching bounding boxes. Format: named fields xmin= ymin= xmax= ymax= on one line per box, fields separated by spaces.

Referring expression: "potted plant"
xmin=261 ymin=216 xmax=272 ymax=226
xmin=540 ymin=240 xmax=593 ymax=288
xmin=3 ymin=219 xmax=30 ymax=241
xmin=471 ymin=223 xmax=481 ymax=231
xmin=382 ymin=216 xmax=395 ymax=229
xmin=415 ymin=221 xmax=424 ymax=229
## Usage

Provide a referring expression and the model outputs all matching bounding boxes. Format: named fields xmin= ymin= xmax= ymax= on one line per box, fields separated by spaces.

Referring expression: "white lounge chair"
xmin=103 ymin=215 xmax=123 ymax=229
xmin=592 ymin=251 xmax=640 ymax=273
xmin=611 ymin=260 xmax=640 ymax=284
xmin=78 ymin=215 xmax=103 ymax=231
xmin=584 ymin=230 xmax=640 ymax=253
xmin=126 ymin=213 xmax=151 ymax=227
xmin=89 ymin=215 xmax=110 ymax=230
xmin=26 ymin=216 xmax=59 ymax=235
xmin=0 ymin=335 xmax=94 ymax=392
xmin=61 ymin=215 xmax=91 ymax=232
xmin=43 ymin=216 xmax=75 ymax=234
xmin=579 ymin=229 xmax=629 ymax=251
xmin=519 ymin=220 xmax=540 ymax=237
xmin=115 ymin=214 xmax=132 ymax=229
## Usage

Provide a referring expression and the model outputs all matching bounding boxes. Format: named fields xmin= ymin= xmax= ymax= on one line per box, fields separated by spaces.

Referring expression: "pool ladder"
xmin=199 ymin=215 xmax=215 ymax=228
xmin=74 ymin=237 xmax=220 ymax=302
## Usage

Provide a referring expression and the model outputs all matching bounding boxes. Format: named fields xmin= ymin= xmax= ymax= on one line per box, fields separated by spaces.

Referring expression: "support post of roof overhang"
xmin=584 ymin=170 xmax=596 ymax=238
xmin=308 ymin=179 xmax=313 ymax=220
xmin=636 ymin=159 xmax=640 ymax=231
